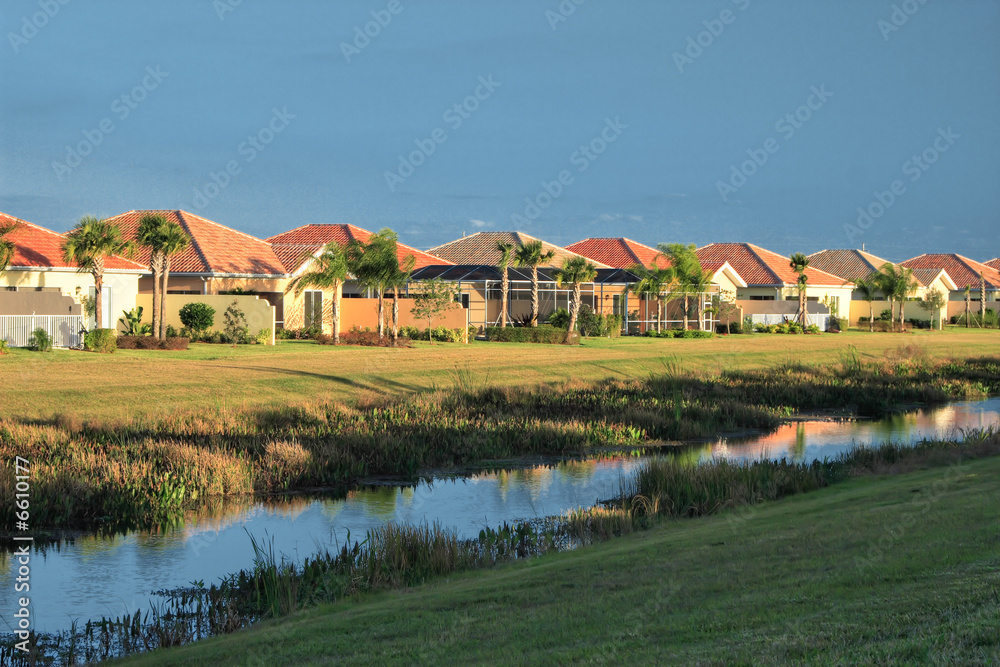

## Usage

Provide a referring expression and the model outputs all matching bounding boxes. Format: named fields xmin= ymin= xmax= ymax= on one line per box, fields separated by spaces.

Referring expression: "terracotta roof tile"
xmin=985 ymin=258 xmax=1000 ymax=271
xmin=806 ymin=249 xmax=893 ymax=282
xmin=426 ymin=232 xmax=609 ymax=268
xmin=104 ymin=210 xmax=287 ymax=276
xmin=267 ymin=224 xmax=449 ymax=273
xmin=901 ymin=254 xmax=1000 ymax=290
xmin=0 ymin=212 xmax=145 ymax=271
xmin=696 ymin=243 xmax=850 ymax=287
xmin=565 ymin=238 xmax=671 ymax=269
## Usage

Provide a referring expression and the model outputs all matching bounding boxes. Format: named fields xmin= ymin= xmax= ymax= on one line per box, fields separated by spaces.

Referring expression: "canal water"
xmin=3 ymin=398 xmax=998 ymax=633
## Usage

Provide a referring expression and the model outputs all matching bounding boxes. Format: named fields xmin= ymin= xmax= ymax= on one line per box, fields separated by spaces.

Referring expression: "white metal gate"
xmin=0 ymin=315 xmax=84 ymax=348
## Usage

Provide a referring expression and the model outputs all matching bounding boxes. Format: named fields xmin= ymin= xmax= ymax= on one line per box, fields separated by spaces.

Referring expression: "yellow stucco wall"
xmin=1 ymin=268 xmax=142 ymax=332
xmin=136 ymin=293 xmax=276 ymax=344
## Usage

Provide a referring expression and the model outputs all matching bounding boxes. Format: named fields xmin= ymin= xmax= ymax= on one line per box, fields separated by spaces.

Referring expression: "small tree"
xmin=854 ymin=275 xmax=879 ymax=333
xmin=410 ymin=279 xmax=459 ymax=340
xmin=918 ymin=288 xmax=947 ymax=330
xmin=223 ymin=300 xmax=249 ymax=346
xmin=179 ymin=302 xmax=215 ymax=335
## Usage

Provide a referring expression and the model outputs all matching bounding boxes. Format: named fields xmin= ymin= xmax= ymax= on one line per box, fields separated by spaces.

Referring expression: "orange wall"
xmin=340 ymin=297 xmax=468 ymax=331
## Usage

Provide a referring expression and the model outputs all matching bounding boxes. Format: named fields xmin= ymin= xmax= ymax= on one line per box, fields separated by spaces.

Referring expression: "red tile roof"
xmin=105 ymin=210 xmax=287 ymax=276
xmin=985 ymin=258 xmax=1000 ymax=271
xmin=0 ymin=212 xmax=145 ymax=271
xmin=266 ymin=224 xmax=450 ymax=273
xmin=901 ymin=254 xmax=1000 ymax=290
xmin=565 ymin=238 xmax=671 ymax=270
xmin=696 ymin=243 xmax=850 ymax=287
xmin=806 ymin=249 xmax=893 ymax=282
xmin=426 ymin=232 xmax=609 ymax=268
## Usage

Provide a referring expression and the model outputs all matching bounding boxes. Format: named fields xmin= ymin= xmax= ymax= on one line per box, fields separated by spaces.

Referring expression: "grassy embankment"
xmin=2 ymin=340 xmax=998 ymax=532
xmin=116 ymin=441 xmax=1000 ymax=665
xmin=1 ymin=327 xmax=997 ymax=421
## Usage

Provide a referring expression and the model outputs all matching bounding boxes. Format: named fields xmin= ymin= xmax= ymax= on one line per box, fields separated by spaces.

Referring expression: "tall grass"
xmin=1 ymin=352 xmax=997 ymax=533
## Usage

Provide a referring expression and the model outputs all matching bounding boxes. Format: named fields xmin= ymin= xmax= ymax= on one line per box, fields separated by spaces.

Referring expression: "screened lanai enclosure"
xmin=408 ymin=265 xmax=724 ymax=333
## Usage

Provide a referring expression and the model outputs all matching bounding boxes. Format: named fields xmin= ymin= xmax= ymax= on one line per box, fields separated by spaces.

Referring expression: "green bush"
xmin=681 ymin=329 xmax=714 ymax=339
xmin=179 ymin=302 xmax=215 ymax=333
xmin=485 ymin=325 xmax=570 ymax=344
xmin=117 ymin=336 xmax=190 ymax=350
xmin=166 ymin=324 xmax=179 ymax=338
xmin=253 ymin=328 xmax=272 ymax=345
xmin=577 ymin=305 xmax=621 ymax=338
xmin=0 ymin=340 xmax=9 ymax=355
xmin=84 ymin=328 xmax=117 ymax=354
xmin=28 ymin=328 xmax=53 ymax=352
xmin=222 ymin=300 xmax=249 ymax=345
xmin=547 ymin=308 xmax=570 ymax=330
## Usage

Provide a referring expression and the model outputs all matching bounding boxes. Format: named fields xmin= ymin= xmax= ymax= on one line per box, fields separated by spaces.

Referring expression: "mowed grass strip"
xmin=3 ymin=329 xmax=998 ymax=421
xmin=120 ymin=454 xmax=1000 ymax=666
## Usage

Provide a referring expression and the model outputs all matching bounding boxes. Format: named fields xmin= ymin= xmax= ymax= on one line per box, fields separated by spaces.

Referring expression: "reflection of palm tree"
xmin=791 ymin=422 xmax=806 ymax=460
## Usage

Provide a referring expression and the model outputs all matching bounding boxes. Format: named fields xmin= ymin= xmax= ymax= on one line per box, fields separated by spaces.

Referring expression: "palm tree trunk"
xmin=93 ymin=268 xmax=104 ymax=330
xmin=150 ymin=261 xmax=161 ymax=339
xmin=980 ymin=276 xmax=986 ymax=328
xmin=500 ymin=276 xmax=508 ymax=327
xmin=682 ymin=294 xmax=689 ymax=331
xmin=965 ymin=290 xmax=971 ymax=327
xmin=868 ymin=301 xmax=874 ymax=332
xmin=531 ymin=268 xmax=539 ymax=327
xmin=568 ymin=283 xmax=581 ymax=332
xmin=800 ymin=289 xmax=807 ymax=328
xmin=160 ymin=259 xmax=171 ymax=339
xmin=376 ymin=291 xmax=384 ymax=339
xmin=332 ymin=281 xmax=341 ymax=345
xmin=391 ymin=293 xmax=399 ymax=344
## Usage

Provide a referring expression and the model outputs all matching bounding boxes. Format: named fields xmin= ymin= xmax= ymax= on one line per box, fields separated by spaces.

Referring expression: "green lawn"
xmin=121 ymin=453 xmax=1000 ymax=665
xmin=2 ymin=327 xmax=997 ymax=421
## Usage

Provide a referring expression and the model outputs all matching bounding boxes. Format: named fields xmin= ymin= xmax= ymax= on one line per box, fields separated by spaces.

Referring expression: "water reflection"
xmin=3 ymin=398 xmax=998 ymax=633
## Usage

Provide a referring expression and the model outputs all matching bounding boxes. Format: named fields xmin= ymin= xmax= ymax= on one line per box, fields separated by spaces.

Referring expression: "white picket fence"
xmin=0 ymin=315 xmax=85 ymax=349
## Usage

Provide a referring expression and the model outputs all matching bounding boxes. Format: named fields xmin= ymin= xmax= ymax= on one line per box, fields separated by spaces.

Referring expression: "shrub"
xmin=806 ymin=324 xmax=821 ymax=334
xmin=577 ymin=306 xmax=621 ymax=338
xmin=827 ymin=316 xmax=843 ymax=333
xmin=485 ymin=325 xmax=572 ymax=344
xmin=276 ymin=326 xmax=321 ymax=340
xmin=681 ymin=329 xmax=714 ymax=339
xmin=315 ymin=333 xmax=333 ymax=345
xmin=84 ymin=328 xmax=117 ymax=354
xmin=0 ymin=340 xmax=9 ymax=355
xmin=28 ymin=328 xmax=53 ymax=352
xmin=166 ymin=324 xmax=179 ymax=338
xmin=547 ymin=308 xmax=570 ymax=330
xmin=253 ymin=328 xmax=272 ymax=345
xmin=339 ymin=327 xmax=412 ymax=347
xmin=117 ymin=336 xmax=190 ymax=350
xmin=728 ymin=321 xmax=743 ymax=334
xmin=179 ymin=303 xmax=215 ymax=333
xmin=877 ymin=308 xmax=894 ymax=322
xmin=222 ymin=300 xmax=249 ymax=345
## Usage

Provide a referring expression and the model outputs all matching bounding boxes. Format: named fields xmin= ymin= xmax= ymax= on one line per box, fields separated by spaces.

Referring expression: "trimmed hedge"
xmin=116 ymin=336 xmax=190 ymax=350
xmin=330 ymin=328 xmax=413 ymax=347
xmin=485 ymin=325 xmax=576 ymax=344
xmin=642 ymin=329 xmax=715 ymax=339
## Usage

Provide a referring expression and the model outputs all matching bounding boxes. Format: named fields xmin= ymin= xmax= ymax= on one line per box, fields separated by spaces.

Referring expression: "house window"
xmin=612 ymin=294 xmax=622 ymax=315
xmin=303 ymin=290 xmax=323 ymax=328
xmin=455 ymin=293 xmax=470 ymax=308
xmin=749 ymin=295 xmax=776 ymax=301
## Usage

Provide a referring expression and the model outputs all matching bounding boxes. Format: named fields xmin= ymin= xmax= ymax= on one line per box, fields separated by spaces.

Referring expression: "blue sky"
xmin=2 ymin=0 xmax=998 ymax=261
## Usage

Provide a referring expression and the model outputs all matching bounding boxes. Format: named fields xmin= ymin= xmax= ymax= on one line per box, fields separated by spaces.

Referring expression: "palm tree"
xmin=496 ymin=242 xmax=515 ymax=327
xmin=964 ymin=285 xmax=971 ymax=328
xmin=553 ymin=256 xmax=598 ymax=333
xmin=657 ymin=243 xmax=703 ymax=330
xmin=854 ymin=274 xmax=879 ymax=332
xmin=687 ymin=266 xmax=714 ymax=330
xmin=629 ymin=263 xmax=673 ymax=332
xmin=874 ymin=263 xmax=900 ymax=332
xmin=514 ymin=240 xmax=555 ymax=327
xmin=135 ymin=213 xmax=170 ymax=339
xmin=286 ymin=242 xmax=350 ymax=344
xmin=158 ymin=222 xmax=191 ymax=339
xmin=62 ymin=216 xmax=132 ymax=329
xmin=348 ymin=229 xmax=399 ymax=339
xmin=0 ymin=220 xmax=21 ymax=273
xmin=388 ymin=254 xmax=415 ymax=345
xmin=789 ymin=252 xmax=810 ymax=328
xmin=894 ymin=266 xmax=917 ymax=332
xmin=980 ymin=272 xmax=987 ymax=327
